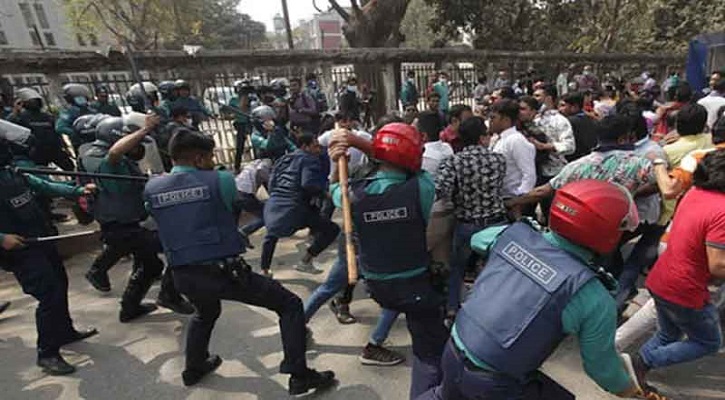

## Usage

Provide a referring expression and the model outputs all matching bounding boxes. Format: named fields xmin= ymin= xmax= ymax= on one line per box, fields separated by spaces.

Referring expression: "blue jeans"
xmin=639 ymin=294 xmax=722 ymax=369
xmin=615 ymin=224 xmax=666 ymax=310
xmin=303 ymin=237 xmax=400 ymax=345
xmin=448 ymin=222 xmax=499 ymax=311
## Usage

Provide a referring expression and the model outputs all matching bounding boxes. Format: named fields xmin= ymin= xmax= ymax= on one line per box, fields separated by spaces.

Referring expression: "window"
xmin=43 ymin=32 xmax=55 ymax=46
xmin=88 ymin=33 xmax=99 ymax=46
xmin=33 ymin=3 xmax=50 ymax=29
xmin=77 ymin=33 xmax=86 ymax=47
xmin=18 ymin=3 xmax=35 ymax=28
xmin=29 ymin=30 xmax=41 ymax=46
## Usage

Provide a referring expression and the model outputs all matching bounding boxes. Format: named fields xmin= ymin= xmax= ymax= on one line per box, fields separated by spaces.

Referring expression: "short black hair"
xmin=459 ymin=116 xmax=488 ymax=147
xmin=477 ymin=75 xmax=487 ymax=84
xmin=448 ymin=104 xmax=472 ymax=124
xmin=713 ymin=78 xmax=725 ymax=93
xmin=417 ymin=110 xmax=444 ymax=141
xmin=170 ymin=105 xmax=189 ymax=119
xmin=406 ymin=70 xmax=415 ymax=78
xmin=693 ymin=149 xmax=725 ymax=193
xmin=169 ymin=128 xmax=215 ymax=161
xmin=674 ymin=82 xmax=693 ymax=102
xmin=597 ymin=115 xmax=632 ymax=144
xmin=490 ymin=99 xmax=520 ymax=123
xmin=676 ymin=103 xmax=708 ymax=136
xmin=373 ymin=113 xmax=404 ymax=136
xmin=297 ymin=133 xmax=316 ymax=147
xmin=335 ymin=110 xmax=355 ymax=121
xmin=498 ymin=86 xmax=516 ymax=100
xmin=541 ymin=84 xmax=558 ymax=101
xmin=711 ymin=106 xmax=725 ymax=145
xmin=616 ymin=100 xmax=648 ymax=140
xmin=305 ymin=72 xmax=317 ymax=81
xmin=562 ymin=92 xmax=584 ymax=109
xmin=519 ymin=95 xmax=540 ymax=111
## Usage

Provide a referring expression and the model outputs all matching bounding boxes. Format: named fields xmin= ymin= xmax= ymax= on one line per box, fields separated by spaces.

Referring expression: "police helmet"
xmin=174 ymin=79 xmax=191 ymax=91
xmin=269 ymin=78 xmax=289 ymax=97
xmin=95 ymin=117 xmax=126 ymax=145
xmin=233 ymin=79 xmax=254 ymax=95
xmin=158 ymin=81 xmax=177 ymax=101
xmin=95 ymin=84 xmax=110 ymax=96
xmin=73 ymin=114 xmax=110 ymax=143
xmin=15 ymin=87 xmax=43 ymax=102
xmin=126 ymin=82 xmax=159 ymax=113
xmin=62 ymin=83 xmax=92 ymax=106
xmin=251 ymin=105 xmax=276 ymax=124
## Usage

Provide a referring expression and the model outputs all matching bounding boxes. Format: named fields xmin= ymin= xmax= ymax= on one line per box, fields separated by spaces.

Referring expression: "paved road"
xmin=1 ymin=229 xmax=723 ymax=399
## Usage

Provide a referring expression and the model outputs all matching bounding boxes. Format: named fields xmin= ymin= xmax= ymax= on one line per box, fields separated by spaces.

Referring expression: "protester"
xmin=531 ymin=84 xmax=576 ymax=187
xmin=425 ymin=92 xmax=446 ymax=127
xmin=561 ymin=92 xmax=599 ymax=161
xmin=288 ymin=77 xmax=319 ymax=135
xmin=492 ymin=70 xmax=510 ymax=90
xmin=433 ymin=72 xmax=450 ymax=115
xmin=653 ymin=82 xmax=693 ymax=142
xmin=697 ymin=77 xmax=725 ymax=131
xmin=439 ymin=104 xmax=473 ymax=153
xmin=473 ymin=76 xmax=490 ymax=105
xmin=490 ymin=99 xmax=537 ymax=200
xmin=401 ymin=70 xmax=420 ymax=108
xmin=234 ymin=158 xmax=272 ymax=249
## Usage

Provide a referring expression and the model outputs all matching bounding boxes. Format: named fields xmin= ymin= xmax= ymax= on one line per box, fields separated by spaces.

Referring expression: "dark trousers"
xmin=233 ymin=125 xmax=248 ymax=172
xmin=368 ymin=275 xmax=448 ymax=399
xmin=91 ymin=223 xmax=166 ymax=308
xmin=417 ymin=340 xmax=574 ymax=400
xmin=260 ymin=212 xmax=340 ymax=271
xmin=239 ymin=193 xmax=265 ymax=236
xmin=34 ymin=147 xmax=75 ymax=171
xmin=172 ymin=264 xmax=308 ymax=374
xmin=615 ymin=223 xmax=667 ymax=310
xmin=4 ymin=244 xmax=76 ymax=358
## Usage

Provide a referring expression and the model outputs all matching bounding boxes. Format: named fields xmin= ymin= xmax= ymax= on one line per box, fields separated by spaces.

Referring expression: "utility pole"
xmin=280 ymin=0 xmax=294 ymax=49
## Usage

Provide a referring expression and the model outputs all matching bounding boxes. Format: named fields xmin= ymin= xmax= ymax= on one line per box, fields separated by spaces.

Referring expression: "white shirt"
xmin=423 ymin=141 xmax=455 ymax=213
xmin=318 ymin=129 xmax=372 ymax=177
xmin=534 ymin=109 xmax=575 ymax=177
xmin=492 ymin=127 xmax=537 ymax=197
xmin=235 ymin=159 xmax=271 ymax=194
xmin=697 ymin=92 xmax=725 ymax=132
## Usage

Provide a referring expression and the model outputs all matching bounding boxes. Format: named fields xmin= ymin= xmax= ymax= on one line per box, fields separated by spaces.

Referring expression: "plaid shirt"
xmin=435 ymin=145 xmax=507 ymax=222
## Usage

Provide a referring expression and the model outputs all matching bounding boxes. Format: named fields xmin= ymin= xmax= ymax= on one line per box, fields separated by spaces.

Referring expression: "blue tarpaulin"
xmin=686 ymin=32 xmax=725 ymax=92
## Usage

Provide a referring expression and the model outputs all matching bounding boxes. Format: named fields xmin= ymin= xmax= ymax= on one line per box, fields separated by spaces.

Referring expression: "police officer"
xmin=56 ymin=83 xmax=96 ymax=156
xmin=328 ymin=123 xmax=448 ymax=399
xmin=144 ymin=129 xmax=336 ymax=393
xmin=0 ymin=131 xmax=98 ymax=375
xmin=157 ymin=80 xmax=177 ymax=118
xmin=250 ymin=105 xmax=296 ymax=161
xmin=91 ymin=84 xmax=122 ymax=117
xmin=126 ymin=82 xmax=161 ymax=114
xmin=8 ymin=88 xmax=74 ymax=171
xmin=230 ymin=79 xmax=254 ymax=172
xmin=418 ymin=180 xmax=656 ymax=400
xmin=172 ymin=80 xmax=212 ymax=130
xmin=80 ymin=115 xmax=193 ymax=322
xmin=72 ymin=114 xmax=110 ymax=158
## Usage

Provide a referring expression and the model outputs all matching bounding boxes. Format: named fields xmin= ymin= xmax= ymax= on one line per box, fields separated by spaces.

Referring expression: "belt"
xmin=459 ymin=214 xmax=507 ymax=228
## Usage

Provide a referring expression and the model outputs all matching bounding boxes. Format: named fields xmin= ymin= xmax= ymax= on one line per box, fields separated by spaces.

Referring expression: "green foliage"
xmin=400 ymin=0 xmax=452 ymax=48
xmin=424 ymin=0 xmax=725 ymax=53
xmin=63 ymin=0 xmax=267 ymax=50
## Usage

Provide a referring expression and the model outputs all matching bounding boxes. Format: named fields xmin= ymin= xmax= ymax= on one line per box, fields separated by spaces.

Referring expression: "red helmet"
xmin=549 ymin=180 xmax=639 ymax=255
xmin=372 ymin=123 xmax=424 ymax=172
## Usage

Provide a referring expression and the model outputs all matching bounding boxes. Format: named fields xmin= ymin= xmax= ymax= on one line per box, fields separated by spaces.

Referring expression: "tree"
xmin=327 ymin=0 xmax=413 ymax=47
xmin=63 ymin=0 xmax=267 ymax=50
xmin=399 ymin=0 xmax=451 ymax=48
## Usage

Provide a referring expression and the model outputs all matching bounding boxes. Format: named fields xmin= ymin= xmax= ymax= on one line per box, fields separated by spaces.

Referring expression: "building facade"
xmin=0 ymin=0 xmax=108 ymax=50
xmin=295 ymin=11 xmax=346 ymax=50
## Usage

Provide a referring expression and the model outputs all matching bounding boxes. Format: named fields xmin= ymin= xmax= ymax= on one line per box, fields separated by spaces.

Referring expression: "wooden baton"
xmin=335 ymin=124 xmax=358 ymax=284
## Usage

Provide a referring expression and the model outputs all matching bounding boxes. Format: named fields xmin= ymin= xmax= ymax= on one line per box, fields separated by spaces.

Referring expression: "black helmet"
xmin=269 ymin=78 xmax=289 ymax=97
xmin=15 ymin=87 xmax=44 ymax=110
xmin=73 ymin=114 xmax=110 ymax=144
xmin=126 ymin=82 xmax=159 ymax=113
xmin=233 ymin=79 xmax=253 ymax=95
xmin=95 ymin=117 xmax=125 ymax=145
xmin=95 ymin=84 xmax=110 ymax=96
xmin=158 ymin=81 xmax=177 ymax=101
xmin=174 ymin=79 xmax=191 ymax=91
xmin=62 ymin=83 xmax=92 ymax=106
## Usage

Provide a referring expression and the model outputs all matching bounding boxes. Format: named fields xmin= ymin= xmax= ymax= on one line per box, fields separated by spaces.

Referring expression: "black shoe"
xmin=359 ymin=343 xmax=405 ymax=366
xmin=182 ymin=355 xmax=223 ymax=386
xmin=85 ymin=269 xmax=111 ymax=292
xmin=60 ymin=327 xmax=99 ymax=346
xmin=157 ymin=296 xmax=195 ymax=315
xmin=329 ymin=299 xmax=356 ymax=325
xmin=51 ymin=212 xmax=70 ymax=223
xmin=288 ymin=369 xmax=336 ymax=396
xmin=239 ymin=230 xmax=255 ymax=250
xmin=0 ymin=301 xmax=10 ymax=315
xmin=119 ymin=303 xmax=158 ymax=323
xmin=37 ymin=354 xmax=76 ymax=375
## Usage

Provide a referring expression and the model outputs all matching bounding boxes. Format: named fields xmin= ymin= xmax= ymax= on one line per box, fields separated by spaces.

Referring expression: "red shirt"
xmin=646 ymin=188 xmax=725 ymax=308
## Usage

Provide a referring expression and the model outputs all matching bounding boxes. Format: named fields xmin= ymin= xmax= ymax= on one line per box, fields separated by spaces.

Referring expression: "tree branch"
xmin=350 ymin=0 xmax=364 ymax=20
xmin=328 ymin=0 xmax=350 ymax=22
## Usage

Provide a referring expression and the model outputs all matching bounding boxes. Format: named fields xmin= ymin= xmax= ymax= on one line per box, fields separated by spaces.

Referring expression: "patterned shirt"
xmin=549 ymin=149 xmax=654 ymax=194
xmin=534 ymin=109 xmax=575 ymax=177
xmin=435 ymin=145 xmax=507 ymax=222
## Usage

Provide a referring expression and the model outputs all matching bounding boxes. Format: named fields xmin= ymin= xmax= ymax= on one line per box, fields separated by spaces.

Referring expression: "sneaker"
xmin=157 ymin=296 xmax=195 ymax=315
xmin=37 ymin=354 xmax=76 ymax=375
xmin=85 ymin=269 xmax=111 ymax=292
xmin=295 ymin=260 xmax=324 ymax=275
xmin=288 ymin=368 xmax=336 ymax=396
xmin=119 ymin=303 xmax=158 ymax=323
xmin=359 ymin=343 xmax=405 ymax=366
xmin=329 ymin=299 xmax=357 ymax=324
xmin=261 ymin=269 xmax=274 ymax=279
xmin=182 ymin=355 xmax=223 ymax=386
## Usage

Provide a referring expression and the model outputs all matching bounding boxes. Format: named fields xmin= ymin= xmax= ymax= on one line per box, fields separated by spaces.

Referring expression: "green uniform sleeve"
xmin=55 ymin=112 xmax=74 ymax=136
xmin=25 ymin=174 xmax=83 ymax=198
xmin=97 ymin=157 xmax=131 ymax=193
xmin=251 ymin=131 xmax=269 ymax=150
xmin=330 ymin=182 xmax=342 ymax=208
xmin=286 ymin=137 xmax=298 ymax=152
xmin=470 ymin=225 xmax=509 ymax=254
xmin=562 ymin=280 xmax=632 ymax=394
xmin=417 ymin=172 xmax=435 ymax=223
xmin=216 ymin=170 xmax=239 ymax=213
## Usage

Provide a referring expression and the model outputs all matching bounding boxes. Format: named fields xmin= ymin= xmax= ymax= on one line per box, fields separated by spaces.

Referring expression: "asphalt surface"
xmin=1 ymin=227 xmax=724 ymax=399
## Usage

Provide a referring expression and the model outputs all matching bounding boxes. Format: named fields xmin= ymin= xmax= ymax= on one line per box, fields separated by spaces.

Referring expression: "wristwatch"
xmin=652 ymin=158 xmax=667 ymax=166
